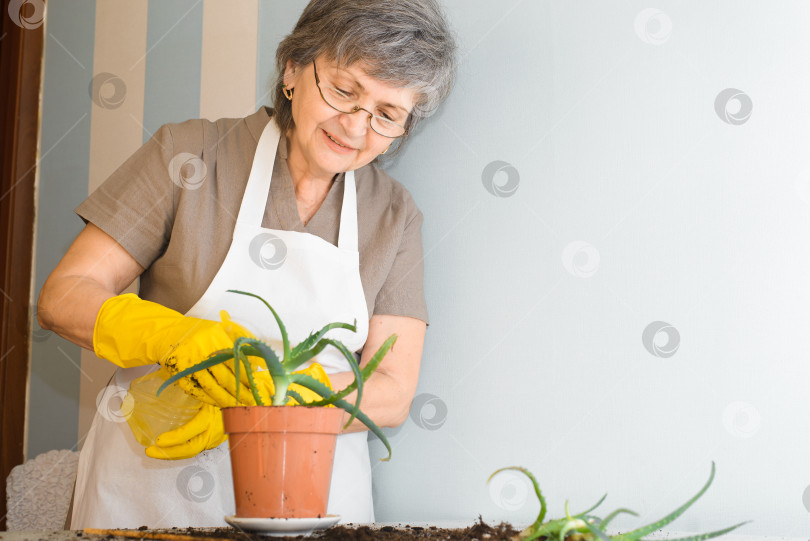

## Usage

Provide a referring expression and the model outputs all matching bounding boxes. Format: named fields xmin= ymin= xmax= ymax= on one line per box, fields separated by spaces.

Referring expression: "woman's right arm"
xmin=37 ymin=222 xmax=145 ymax=350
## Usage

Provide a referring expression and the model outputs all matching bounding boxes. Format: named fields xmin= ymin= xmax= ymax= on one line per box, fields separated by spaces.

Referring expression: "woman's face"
xmin=283 ymin=55 xmax=416 ymax=179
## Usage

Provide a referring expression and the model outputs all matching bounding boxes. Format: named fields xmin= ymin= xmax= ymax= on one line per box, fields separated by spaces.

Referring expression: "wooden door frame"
xmin=0 ymin=0 xmax=44 ymax=530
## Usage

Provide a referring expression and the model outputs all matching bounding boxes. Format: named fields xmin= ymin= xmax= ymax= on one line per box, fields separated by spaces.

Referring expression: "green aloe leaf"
xmin=317 ymin=338 xmax=364 ymax=425
xmin=305 ymin=335 xmax=397 ymax=407
xmin=583 ymin=518 xmax=612 ymax=541
xmin=330 ymin=395 xmax=391 ymax=461
xmin=288 ymin=373 xmax=392 ymax=460
xmin=158 ymin=349 xmax=234 ymax=396
xmin=600 ymin=508 xmax=638 ymax=530
xmin=286 ymin=372 xmax=337 ymax=402
xmin=527 ymin=517 xmax=577 ymax=541
xmin=289 ymin=320 xmax=357 ymax=365
xmin=487 ymin=466 xmax=547 ymax=526
xmin=232 ymin=340 xmax=242 ymax=403
xmin=227 ymin=289 xmax=291 ymax=362
xmin=234 ymin=337 xmax=289 ymax=405
xmin=234 ymin=337 xmax=283 ymax=376
xmin=236 ymin=344 xmax=263 ymax=358
xmin=618 ymin=462 xmax=716 ymax=540
xmin=558 ymin=520 xmax=576 ymax=541
xmin=286 ymin=340 xmax=329 ymax=372
xmin=648 ymin=521 xmax=751 ymax=541
xmin=286 ymin=388 xmax=306 ymax=406
xmin=235 ymin=347 xmax=264 ymax=405
xmin=576 ymin=493 xmax=607 ymax=517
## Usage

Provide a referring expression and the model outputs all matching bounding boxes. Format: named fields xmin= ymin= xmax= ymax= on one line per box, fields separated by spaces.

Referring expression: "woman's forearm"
xmin=38 ymin=274 xmax=113 ymax=351
xmin=328 ymin=370 xmax=412 ymax=432
xmin=38 ymin=223 xmax=145 ymax=352
xmin=326 ymin=314 xmax=426 ymax=433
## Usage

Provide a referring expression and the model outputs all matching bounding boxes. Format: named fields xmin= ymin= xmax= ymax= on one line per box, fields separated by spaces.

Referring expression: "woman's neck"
xmin=285 ymin=134 xmax=336 ymax=225
xmin=286 ymin=134 xmax=335 ymax=191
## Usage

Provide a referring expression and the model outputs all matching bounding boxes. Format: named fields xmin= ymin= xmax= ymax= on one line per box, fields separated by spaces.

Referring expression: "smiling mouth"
xmin=324 ymin=130 xmax=355 ymax=150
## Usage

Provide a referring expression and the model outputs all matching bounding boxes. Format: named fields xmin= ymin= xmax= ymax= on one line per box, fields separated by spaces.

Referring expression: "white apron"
xmin=71 ymin=119 xmax=373 ymax=528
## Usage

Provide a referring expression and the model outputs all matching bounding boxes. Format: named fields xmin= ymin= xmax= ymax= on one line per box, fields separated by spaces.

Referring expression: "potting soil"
xmin=120 ymin=517 xmax=520 ymax=540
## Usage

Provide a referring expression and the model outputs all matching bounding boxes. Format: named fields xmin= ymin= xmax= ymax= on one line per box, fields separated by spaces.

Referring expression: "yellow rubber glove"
xmin=94 ymin=293 xmax=260 ymax=407
xmin=145 ymin=403 xmax=227 ymax=460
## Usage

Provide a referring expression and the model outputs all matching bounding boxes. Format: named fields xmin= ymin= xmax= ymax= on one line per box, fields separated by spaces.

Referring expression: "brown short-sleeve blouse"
xmin=74 ymin=107 xmax=429 ymax=325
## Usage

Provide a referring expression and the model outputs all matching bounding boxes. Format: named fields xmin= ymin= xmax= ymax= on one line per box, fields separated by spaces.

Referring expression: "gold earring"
xmin=282 ymin=84 xmax=293 ymax=100
xmin=381 ymin=145 xmax=391 ymax=155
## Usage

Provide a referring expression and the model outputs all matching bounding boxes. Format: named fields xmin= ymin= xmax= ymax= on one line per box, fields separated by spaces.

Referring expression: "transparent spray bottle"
xmin=125 ymin=366 xmax=201 ymax=447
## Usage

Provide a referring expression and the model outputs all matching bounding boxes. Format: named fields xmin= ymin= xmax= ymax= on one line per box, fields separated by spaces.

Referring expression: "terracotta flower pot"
xmin=222 ymin=406 xmax=344 ymax=519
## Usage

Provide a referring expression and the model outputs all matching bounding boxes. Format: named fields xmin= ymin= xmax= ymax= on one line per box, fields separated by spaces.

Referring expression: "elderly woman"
xmin=38 ymin=0 xmax=456 ymax=530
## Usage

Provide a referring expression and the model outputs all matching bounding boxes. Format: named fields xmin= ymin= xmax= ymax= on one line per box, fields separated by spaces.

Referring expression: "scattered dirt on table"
xmin=313 ymin=518 xmax=520 ymax=540
xmin=169 ymin=516 xmax=521 ymax=540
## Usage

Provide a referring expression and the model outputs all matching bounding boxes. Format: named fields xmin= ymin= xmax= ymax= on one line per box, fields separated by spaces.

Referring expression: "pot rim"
xmin=221 ymin=404 xmax=344 ymax=435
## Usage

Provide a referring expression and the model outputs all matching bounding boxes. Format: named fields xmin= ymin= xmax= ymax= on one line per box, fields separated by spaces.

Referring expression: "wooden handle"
xmin=83 ymin=528 xmax=228 ymax=541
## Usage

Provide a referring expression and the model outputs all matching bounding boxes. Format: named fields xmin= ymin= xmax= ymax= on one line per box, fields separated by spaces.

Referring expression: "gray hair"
xmin=273 ymin=0 xmax=457 ymax=158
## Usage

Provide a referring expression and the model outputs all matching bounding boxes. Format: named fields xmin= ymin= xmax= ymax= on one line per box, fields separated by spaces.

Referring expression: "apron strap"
xmin=337 ymin=171 xmax=358 ymax=251
xmin=237 ymin=120 xmax=281 ymax=227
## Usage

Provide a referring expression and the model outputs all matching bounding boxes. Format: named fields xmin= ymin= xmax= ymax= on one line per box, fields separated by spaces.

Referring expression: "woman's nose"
xmin=340 ymin=110 xmax=369 ymax=138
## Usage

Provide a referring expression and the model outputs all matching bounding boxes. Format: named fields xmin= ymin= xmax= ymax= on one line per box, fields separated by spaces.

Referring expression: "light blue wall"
xmin=369 ymin=1 xmax=810 ymax=535
xmin=30 ymin=0 xmax=95 ymax=458
xmin=32 ymin=1 xmax=810 ymax=535
xmin=256 ymin=1 xmax=307 ymax=109
xmin=143 ymin=1 xmax=203 ymax=136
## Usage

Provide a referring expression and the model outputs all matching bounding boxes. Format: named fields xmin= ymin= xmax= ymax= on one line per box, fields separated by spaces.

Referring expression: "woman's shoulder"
xmin=155 ymin=107 xmax=270 ymax=154
xmin=354 ymin=163 xmax=422 ymax=225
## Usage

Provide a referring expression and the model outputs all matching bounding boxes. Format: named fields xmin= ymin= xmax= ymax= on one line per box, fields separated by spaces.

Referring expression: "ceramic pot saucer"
xmin=224 ymin=514 xmax=341 ymax=537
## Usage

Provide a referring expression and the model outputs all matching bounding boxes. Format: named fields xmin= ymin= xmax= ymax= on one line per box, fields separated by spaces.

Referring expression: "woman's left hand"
xmin=145 ymin=403 xmax=227 ymax=460
xmin=329 ymin=314 xmax=427 ymax=431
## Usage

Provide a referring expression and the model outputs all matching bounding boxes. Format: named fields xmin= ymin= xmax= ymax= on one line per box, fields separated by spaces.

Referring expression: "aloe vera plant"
xmin=159 ymin=289 xmax=397 ymax=459
xmin=488 ymin=462 xmax=748 ymax=541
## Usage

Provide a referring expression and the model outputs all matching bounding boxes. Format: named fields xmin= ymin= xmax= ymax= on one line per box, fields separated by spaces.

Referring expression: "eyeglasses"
xmin=312 ymin=61 xmax=409 ymax=139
